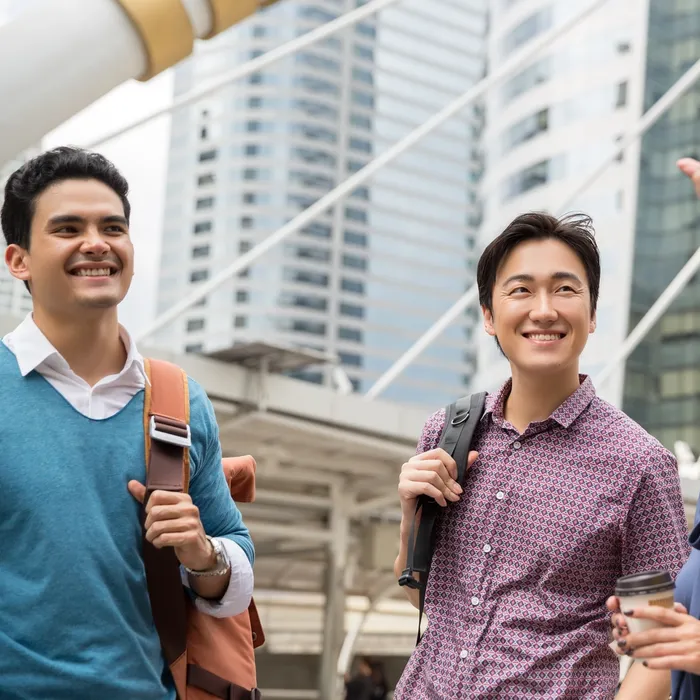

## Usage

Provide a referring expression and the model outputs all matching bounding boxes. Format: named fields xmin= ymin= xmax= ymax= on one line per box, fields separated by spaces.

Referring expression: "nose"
xmin=529 ymin=291 xmax=558 ymax=324
xmin=80 ymin=226 xmax=111 ymax=256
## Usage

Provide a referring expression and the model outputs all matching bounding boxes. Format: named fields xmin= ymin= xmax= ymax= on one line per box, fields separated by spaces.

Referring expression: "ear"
xmin=482 ymin=305 xmax=496 ymax=337
xmin=5 ymin=244 xmax=30 ymax=284
xmin=589 ymin=310 xmax=597 ymax=334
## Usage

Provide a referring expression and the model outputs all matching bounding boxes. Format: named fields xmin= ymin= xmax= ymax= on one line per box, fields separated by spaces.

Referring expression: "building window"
xmin=345 ymin=207 xmax=367 ymax=223
xmin=616 ymin=81 xmax=628 ymax=108
xmin=355 ymin=22 xmax=376 ymax=38
xmin=194 ymin=221 xmax=212 ymax=234
xmin=341 ymin=278 xmax=365 ymax=294
xmin=236 ymin=290 xmax=249 ymax=303
xmin=343 ymin=254 xmax=367 ymax=271
xmin=239 ymin=240 xmax=252 ymax=253
xmin=292 ymin=246 xmax=331 ymax=262
xmin=338 ymin=326 xmax=363 ymax=342
xmin=339 ymin=352 xmax=362 ymax=368
xmin=196 ymin=197 xmax=215 ymax=210
xmin=354 ymin=44 xmax=374 ymax=61
xmin=241 ymin=217 xmax=253 ymax=229
xmin=246 ymin=120 xmax=262 ymax=131
xmin=279 ymin=292 xmax=328 ymax=311
xmin=277 ymin=319 xmax=327 ymax=336
xmin=505 ymin=159 xmax=551 ymax=198
xmin=243 ymin=168 xmax=258 ymax=180
xmin=502 ymin=57 xmax=551 ymax=103
xmin=200 ymin=126 xmax=208 ymax=140
xmin=351 ymin=91 xmax=374 ymax=109
xmin=243 ymin=193 xmax=256 ymax=204
xmin=185 ymin=343 xmax=203 ymax=353
xmin=190 ymin=269 xmax=209 ymax=283
xmin=199 ymin=149 xmax=217 ymax=162
xmin=350 ymin=187 xmax=370 ymax=201
xmin=252 ymin=25 xmax=266 ymax=37
xmin=192 ymin=244 xmax=210 ymax=259
xmin=302 ymin=223 xmax=332 ymax=239
xmin=617 ymin=41 xmax=631 ymax=54
xmin=349 ymin=137 xmax=372 ymax=154
xmin=197 ymin=173 xmax=215 ymax=186
xmin=503 ymin=7 xmax=552 ymax=55
xmin=245 ymin=144 xmax=260 ymax=156
xmin=352 ymin=67 xmax=373 ymax=85
xmin=503 ymin=108 xmax=549 ymax=151
xmin=344 ymin=231 xmax=367 ymax=247
xmin=285 ymin=269 xmax=329 ymax=287
xmin=234 ymin=316 xmax=247 ymax=328
xmin=340 ymin=302 xmax=364 ymax=319
xmin=350 ymin=113 xmax=372 ymax=130
xmin=187 ymin=319 xmax=205 ymax=332
xmin=347 ymin=160 xmax=364 ymax=173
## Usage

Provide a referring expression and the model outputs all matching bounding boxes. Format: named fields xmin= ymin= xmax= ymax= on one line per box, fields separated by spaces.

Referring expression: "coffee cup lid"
xmin=615 ymin=570 xmax=674 ymax=597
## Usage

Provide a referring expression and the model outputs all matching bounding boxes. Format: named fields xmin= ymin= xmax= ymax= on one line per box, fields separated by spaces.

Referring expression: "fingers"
xmin=606 ymin=596 xmax=620 ymax=614
xmin=127 ymin=480 xmax=146 ymax=504
xmin=409 ymin=448 xmax=459 ymax=481
xmin=630 ymin=641 xmax=694 ymax=661
xmin=467 ymin=451 xmax=479 ymax=469
xmin=643 ymin=654 xmax=694 ymax=671
xmin=144 ymin=489 xmax=191 ymax=513
xmin=399 ymin=468 xmax=461 ymax=508
xmin=624 ymin=606 xmax=689 ymax=627
xmin=677 ymin=157 xmax=700 ymax=197
xmin=675 ymin=603 xmax=689 ymax=615
xmin=144 ymin=502 xmax=199 ymax=531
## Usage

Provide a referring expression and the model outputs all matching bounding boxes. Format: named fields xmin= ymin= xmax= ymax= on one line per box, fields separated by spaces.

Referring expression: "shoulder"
xmin=587 ymin=396 xmax=675 ymax=471
xmin=186 ymin=376 xmax=218 ymax=443
xmin=416 ymin=407 xmax=447 ymax=453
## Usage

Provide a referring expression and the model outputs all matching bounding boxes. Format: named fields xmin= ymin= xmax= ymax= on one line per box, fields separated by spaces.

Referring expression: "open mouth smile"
xmin=522 ymin=332 xmax=566 ymax=342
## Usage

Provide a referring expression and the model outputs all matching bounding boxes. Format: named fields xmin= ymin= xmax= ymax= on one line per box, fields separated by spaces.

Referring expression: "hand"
xmin=677 ymin=157 xmax=700 ymax=198
xmin=616 ymin=604 xmax=698 ymax=672
xmin=128 ymin=481 xmax=216 ymax=571
xmin=606 ymin=596 xmax=630 ymax=655
xmin=398 ymin=447 xmax=478 ymax=512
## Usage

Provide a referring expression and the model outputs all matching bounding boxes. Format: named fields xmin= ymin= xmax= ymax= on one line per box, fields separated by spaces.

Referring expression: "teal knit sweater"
xmin=0 ymin=342 xmax=253 ymax=699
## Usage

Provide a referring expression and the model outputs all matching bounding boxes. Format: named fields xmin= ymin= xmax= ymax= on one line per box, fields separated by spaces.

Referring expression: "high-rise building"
xmin=475 ymin=0 xmax=649 ymax=406
xmin=623 ymin=0 xmax=700 ymax=453
xmin=156 ymin=0 xmax=487 ymax=407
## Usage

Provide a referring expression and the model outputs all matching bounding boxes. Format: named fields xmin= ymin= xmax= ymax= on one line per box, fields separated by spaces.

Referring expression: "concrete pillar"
xmin=318 ymin=484 xmax=350 ymax=700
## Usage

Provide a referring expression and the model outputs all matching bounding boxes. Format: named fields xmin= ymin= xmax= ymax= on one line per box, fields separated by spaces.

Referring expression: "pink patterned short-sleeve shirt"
xmin=395 ymin=376 xmax=689 ymax=699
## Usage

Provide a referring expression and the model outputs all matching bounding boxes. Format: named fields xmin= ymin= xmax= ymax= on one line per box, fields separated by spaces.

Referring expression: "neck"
xmin=32 ymin=307 xmax=126 ymax=387
xmin=504 ymin=365 xmax=581 ymax=434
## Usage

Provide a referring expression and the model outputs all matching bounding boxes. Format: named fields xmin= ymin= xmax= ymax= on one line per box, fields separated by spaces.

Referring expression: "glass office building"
xmin=623 ymin=0 xmax=700 ymax=452
xmin=155 ymin=0 xmax=487 ymax=407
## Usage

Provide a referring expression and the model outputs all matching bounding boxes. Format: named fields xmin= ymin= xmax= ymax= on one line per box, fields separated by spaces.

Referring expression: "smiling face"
xmin=5 ymin=178 xmax=134 ymax=318
xmin=482 ymin=238 xmax=596 ymax=378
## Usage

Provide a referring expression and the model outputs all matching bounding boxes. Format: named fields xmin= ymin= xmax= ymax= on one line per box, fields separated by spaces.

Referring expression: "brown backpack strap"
xmin=143 ymin=358 xmax=191 ymax=698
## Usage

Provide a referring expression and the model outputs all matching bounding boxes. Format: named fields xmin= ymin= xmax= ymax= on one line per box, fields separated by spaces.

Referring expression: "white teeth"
xmin=74 ymin=268 xmax=112 ymax=277
xmin=528 ymin=334 xmax=562 ymax=341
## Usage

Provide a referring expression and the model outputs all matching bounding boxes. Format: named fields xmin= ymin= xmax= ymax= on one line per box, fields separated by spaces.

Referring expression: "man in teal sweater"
xmin=0 ymin=147 xmax=255 ymax=699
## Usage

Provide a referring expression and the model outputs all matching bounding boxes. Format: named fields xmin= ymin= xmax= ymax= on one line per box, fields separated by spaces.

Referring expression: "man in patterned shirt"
xmin=393 ymin=212 xmax=689 ymax=699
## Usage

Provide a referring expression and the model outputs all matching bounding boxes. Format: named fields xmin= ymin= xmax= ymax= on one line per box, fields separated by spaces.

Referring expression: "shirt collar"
xmin=484 ymin=374 xmax=596 ymax=430
xmin=4 ymin=313 xmax=148 ymax=384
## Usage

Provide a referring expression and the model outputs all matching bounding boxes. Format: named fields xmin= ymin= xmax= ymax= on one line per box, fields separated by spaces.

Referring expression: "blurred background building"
xmin=622 ymin=0 xmax=700 ymax=452
xmin=155 ymin=0 xmax=487 ymax=407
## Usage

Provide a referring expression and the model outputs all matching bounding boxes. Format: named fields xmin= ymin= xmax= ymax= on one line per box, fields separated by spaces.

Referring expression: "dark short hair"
xmin=477 ymin=212 xmax=600 ymax=314
xmin=1 ymin=146 xmax=130 ymax=251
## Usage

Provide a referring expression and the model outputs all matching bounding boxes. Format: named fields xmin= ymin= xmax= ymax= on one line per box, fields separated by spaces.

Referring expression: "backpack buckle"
xmin=149 ymin=414 xmax=192 ymax=448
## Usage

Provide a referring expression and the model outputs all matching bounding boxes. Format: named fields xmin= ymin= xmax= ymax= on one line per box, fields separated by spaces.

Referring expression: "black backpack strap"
xmin=398 ymin=392 xmax=487 ymax=645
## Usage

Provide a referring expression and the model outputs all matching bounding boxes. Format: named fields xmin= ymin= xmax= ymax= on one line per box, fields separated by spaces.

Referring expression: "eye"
xmin=54 ymin=226 xmax=78 ymax=235
xmin=509 ymin=286 xmax=529 ymax=295
xmin=104 ymin=225 xmax=126 ymax=235
xmin=557 ymin=285 xmax=576 ymax=293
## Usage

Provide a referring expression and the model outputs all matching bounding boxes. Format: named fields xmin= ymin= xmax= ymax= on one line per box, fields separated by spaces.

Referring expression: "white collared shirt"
xmin=3 ymin=314 xmax=253 ymax=619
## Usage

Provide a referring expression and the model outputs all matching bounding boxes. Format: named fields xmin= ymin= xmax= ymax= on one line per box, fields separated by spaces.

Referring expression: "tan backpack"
xmin=142 ymin=358 xmax=264 ymax=700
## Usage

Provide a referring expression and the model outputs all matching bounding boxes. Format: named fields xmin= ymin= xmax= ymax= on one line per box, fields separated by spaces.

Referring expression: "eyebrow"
xmin=47 ymin=214 xmax=128 ymax=227
xmin=502 ymin=271 xmax=584 ymax=286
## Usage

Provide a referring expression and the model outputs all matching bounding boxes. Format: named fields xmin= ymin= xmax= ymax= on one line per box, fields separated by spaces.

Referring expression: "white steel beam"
xmin=135 ymin=0 xmax=612 ymax=345
xmin=255 ymin=489 xmax=333 ymax=511
xmin=350 ymin=492 xmax=399 ymax=517
xmin=87 ymin=0 xmax=403 ymax=149
xmin=246 ymin=520 xmax=332 ymax=543
xmin=366 ymin=48 xmax=700 ymax=401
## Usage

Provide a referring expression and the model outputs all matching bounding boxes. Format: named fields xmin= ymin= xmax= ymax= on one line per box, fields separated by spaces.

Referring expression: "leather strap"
xmin=188 ymin=664 xmax=261 ymax=700
xmin=143 ymin=360 xmax=191 ymax=683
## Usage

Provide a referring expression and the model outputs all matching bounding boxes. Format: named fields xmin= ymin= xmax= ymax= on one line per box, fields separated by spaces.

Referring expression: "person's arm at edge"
xmin=615 ymin=662 xmax=670 ymax=700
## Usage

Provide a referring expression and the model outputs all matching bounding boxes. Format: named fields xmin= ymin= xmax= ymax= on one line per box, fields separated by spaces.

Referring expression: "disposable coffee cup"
xmin=615 ymin=570 xmax=675 ymax=637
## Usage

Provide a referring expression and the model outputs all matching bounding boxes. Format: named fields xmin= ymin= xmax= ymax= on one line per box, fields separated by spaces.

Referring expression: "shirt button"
xmin=513 ymin=441 xmax=522 ymax=449
xmin=483 ymin=544 xmax=492 ymax=553
xmin=471 ymin=596 xmax=480 ymax=606
xmin=460 ymin=649 xmax=469 ymax=659
xmin=496 ymin=491 xmax=505 ymax=500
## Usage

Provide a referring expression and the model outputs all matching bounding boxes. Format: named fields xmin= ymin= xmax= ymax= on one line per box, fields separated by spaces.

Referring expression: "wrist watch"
xmin=185 ymin=536 xmax=231 ymax=577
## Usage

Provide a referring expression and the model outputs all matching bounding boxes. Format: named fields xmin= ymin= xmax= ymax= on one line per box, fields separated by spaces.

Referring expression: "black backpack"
xmin=398 ymin=392 xmax=487 ymax=644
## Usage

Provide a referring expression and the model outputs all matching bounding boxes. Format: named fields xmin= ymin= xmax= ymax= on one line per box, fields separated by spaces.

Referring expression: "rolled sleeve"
xmin=182 ymin=538 xmax=254 ymax=618
xmin=621 ymin=446 xmax=690 ymax=579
